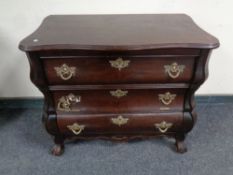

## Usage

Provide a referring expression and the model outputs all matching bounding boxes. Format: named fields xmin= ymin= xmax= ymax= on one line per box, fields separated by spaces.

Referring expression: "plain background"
xmin=0 ymin=0 xmax=231 ymax=97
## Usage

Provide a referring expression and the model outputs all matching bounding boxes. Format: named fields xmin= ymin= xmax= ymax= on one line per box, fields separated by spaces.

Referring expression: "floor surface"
xmin=0 ymin=103 xmax=233 ymax=175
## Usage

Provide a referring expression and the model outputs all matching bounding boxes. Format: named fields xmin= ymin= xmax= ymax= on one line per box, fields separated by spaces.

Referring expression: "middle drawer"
xmin=52 ymin=88 xmax=186 ymax=114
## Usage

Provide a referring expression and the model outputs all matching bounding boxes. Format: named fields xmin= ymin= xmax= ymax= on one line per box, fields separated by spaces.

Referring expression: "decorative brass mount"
xmin=164 ymin=62 xmax=185 ymax=79
xmin=110 ymin=89 xmax=128 ymax=98
xmin=109 ymin=57 xmax=130 ymax=71
xmin=158 ymin=92 xmax=176 ymax=105
xmin=111 ymin=115 xmax=129 ymax=127
xmin=154 ymin=121 xmax=173 ymax=133
xmin=54 ymin=64 xmax=76 ymax=80
xmin=67 ymin=123 xmax=85 ymax=135
xmin=57 ymin=93 xmax=81 ymax=112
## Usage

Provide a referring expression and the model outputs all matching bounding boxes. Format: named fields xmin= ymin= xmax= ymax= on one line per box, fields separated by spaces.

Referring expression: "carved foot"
xmin=51 ymin=144 xmax=64 ymax=156
xmin=51 ymin=135 xmax=64 ymax=156
xmin=175 ymin=140 xmax=187 ymax=153
xmin=175 ymin=134 xmax=187 ymax=153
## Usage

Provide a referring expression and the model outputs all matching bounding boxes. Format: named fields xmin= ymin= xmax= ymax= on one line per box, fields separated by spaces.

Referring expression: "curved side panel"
xmin=182 ymin=112 xmax=195 ymax=133
xmin=26 ymin=52 xmax=59 ymax=136
xmin=42 ymin=113 xmax=60 ymax=135
xmin=184 ymin=49 xmax=211 ymax=127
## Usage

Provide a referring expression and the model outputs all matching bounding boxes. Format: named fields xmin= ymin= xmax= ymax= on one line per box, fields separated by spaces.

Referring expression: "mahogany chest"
xmin=19 ymin=14 xmax=219 ymax=155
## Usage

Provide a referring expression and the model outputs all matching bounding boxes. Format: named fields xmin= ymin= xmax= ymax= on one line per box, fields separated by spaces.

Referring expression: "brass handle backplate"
xmin=54 ymin=64 xmax=76 ymax=80
xmin=109 ymin=57 xmax=130 ymax=71
xmin=57 ymin=93 xmax=81 ymax=112
xmin=164 ymin=62 xmax=185 ymax=79
xmin=158 ymin=92 xmax=176 ymax=105
xmin=67 ymin=123 xmax=85 ymax=135
xmin=155 ymin=121 xmax=173 ymax=133
xmin=111 ymin=115 xmax=129 ymax=127
xmin=110 ymin=89 xmax=128 ymax=98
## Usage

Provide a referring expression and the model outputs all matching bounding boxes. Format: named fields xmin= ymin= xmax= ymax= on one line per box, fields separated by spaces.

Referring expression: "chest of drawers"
xmin=19 ymin=14 xmax=219 ymax=155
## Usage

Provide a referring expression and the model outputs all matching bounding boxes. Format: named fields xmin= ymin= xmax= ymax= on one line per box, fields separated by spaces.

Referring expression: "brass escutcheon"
xmin=164 ymin=62 xmax=185 ymax=79
xmin=57 ymin=93 xmax=81 ymax=112
xmin=158 ymin=92 xmax=176 ymax=105
xmin=67 ymin=123 xmax=85 ymax=135
xmin=109 ymin=57 xmax=130 ymax=71
xmin=54 ymin=64 xmax=76 ymax=80
xmin=110 ymin=89 xmax=128 ymax=98
xmin=154 ymin=121 xmax=173 ymax=133
xmin=111 ymin=115 xmax=129 ymax=127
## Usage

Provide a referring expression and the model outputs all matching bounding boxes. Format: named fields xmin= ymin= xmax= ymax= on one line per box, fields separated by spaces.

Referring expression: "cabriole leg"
xmin=51 ymin=135 xmax=64 ymax=156
xmin=175 ymin=133 xmax=187 ymax=153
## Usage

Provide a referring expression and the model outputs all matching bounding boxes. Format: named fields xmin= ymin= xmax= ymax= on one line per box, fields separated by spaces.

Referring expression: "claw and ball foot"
xmin=51 ymin=144 xmax=64 ymax=156
xmin=175 ymin=134 xmax=187 ymax=153
xmin=175 ymin=140 xmax=187 ymax=153
xmin=51 ymin=136 xmax=64 ymax=156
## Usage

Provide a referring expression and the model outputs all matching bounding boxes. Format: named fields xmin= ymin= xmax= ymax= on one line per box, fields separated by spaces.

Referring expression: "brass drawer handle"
xmin=158 ymin=92 xmax=176 ymax=105
xmin=155 ymin=121 xmax=173 ymax=133
xmin=164 ymin=62 xmax=185 ymax=79
xmin=111 ymin=115 xmax=129 ymax=127
xmin=67 ymin=123 xmax=85 ymax=135
xmin=110 ymin=89 xmax=128 ymax=98
xmin=54 ymin=64 xmax=76 ymax=80
xmin=109 ymin=57 xmax=130 ymax=71
xmin=57 ymin=93 xmax=81 ymax=112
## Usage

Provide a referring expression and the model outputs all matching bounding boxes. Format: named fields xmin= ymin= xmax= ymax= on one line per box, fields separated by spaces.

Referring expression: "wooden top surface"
xmin=19 ymin=14 xmax=219 ymax=51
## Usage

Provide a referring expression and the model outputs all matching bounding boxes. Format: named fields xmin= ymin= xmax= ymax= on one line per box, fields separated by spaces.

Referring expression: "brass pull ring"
xmin=164 ymin=62 xmax=185 ymax=79
xmin=109 ymin=57 xmax=130 ymax=71
xmin=67 ymin=123 xmax=85 ymax=135
xmin=155 ymin=121 xmax=173 ymax=133
xmin=158 ymin=92 xmax=176 ymax=105
xmin=54 ymin=64 xmax=76 ymax=80
xmin=110 ymin=89 xmax=128 ymax=98
xmin=57 ymin=93 xmax=81 ymax=112
xmin=111 ymin=115 xmax=129 ymax=127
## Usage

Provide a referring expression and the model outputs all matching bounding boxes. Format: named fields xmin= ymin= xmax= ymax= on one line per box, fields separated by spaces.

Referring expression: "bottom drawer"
xmin=57 ymin=113 xmax=184 ymax=136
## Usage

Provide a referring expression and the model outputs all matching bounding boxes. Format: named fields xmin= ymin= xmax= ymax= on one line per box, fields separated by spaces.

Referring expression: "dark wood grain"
xmin=19 ymin=14 xmax=219 ymax=51
xmin=57 ymin=113 xmax=184 ymax=135
xmin=26 ymin=52 xmax=59 ymax=136
xmin=43 ymin=55 xmax=196 ymax=85
xmin=52 ymin=88 xmax=186 ymax=114
xmin=38 ymin=48 xmax=201 ymax=57
xmin=19 ymin=14 xmax=219 ymax=155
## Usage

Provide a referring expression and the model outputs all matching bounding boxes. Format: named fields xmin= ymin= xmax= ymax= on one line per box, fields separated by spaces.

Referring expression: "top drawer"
xmin=42 ymin=56 xmax=196 ymax=85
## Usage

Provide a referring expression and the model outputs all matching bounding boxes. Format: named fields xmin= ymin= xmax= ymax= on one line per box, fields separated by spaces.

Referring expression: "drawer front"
xmin=43 ymin=56 xmax=195 ymax=85
xmin=57 ymin=113 xmax=183 ymax=135
xmin=53 ymin=89 xmax=185 ymax=114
